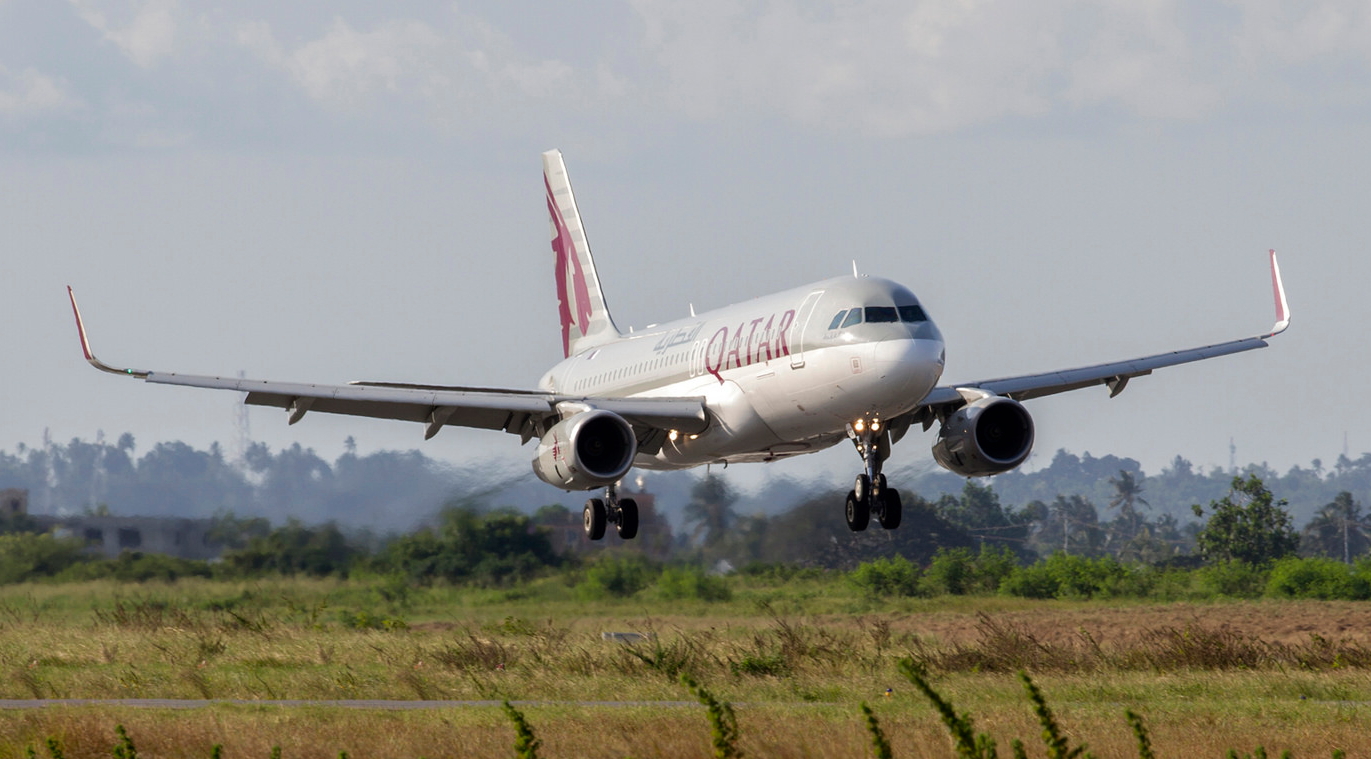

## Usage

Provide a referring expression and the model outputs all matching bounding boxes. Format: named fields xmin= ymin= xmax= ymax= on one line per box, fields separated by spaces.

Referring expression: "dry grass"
xmin=2 ymin=580 xmax=1371 ymax=756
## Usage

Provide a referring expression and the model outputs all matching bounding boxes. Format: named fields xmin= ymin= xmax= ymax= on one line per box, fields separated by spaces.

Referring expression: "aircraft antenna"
xmin=852 ymin=260 xmax=859 ymax=278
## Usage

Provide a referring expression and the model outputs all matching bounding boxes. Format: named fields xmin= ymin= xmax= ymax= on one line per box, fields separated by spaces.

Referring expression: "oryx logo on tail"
xmin=547 ymin=175 xmax=593 ymax=357
xmin=542 ymin=149 xmax=621 ymax=358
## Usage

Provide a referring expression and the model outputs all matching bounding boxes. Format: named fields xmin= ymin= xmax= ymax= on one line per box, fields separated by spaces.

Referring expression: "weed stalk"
xmin=681 ymin=673 xmax=742 ymax=759
xmin=502 ymin=700 xmax=541 ymax=759
xmin=860 ymin=702 xmax=892 ymax=759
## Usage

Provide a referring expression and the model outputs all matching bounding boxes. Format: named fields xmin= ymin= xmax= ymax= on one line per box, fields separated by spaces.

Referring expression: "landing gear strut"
xmin=845 ymin=418 xmax=902 ymax=531
xmin=584 ymin=482 xmax=638 ymax=541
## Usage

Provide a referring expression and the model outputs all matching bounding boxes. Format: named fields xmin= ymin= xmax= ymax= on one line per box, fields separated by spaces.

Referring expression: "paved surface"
xmin=0 ymin=699 xmax=704 ymax=710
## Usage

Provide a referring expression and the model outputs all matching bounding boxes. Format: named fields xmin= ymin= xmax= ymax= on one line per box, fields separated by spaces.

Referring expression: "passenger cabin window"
xmin=840 ymin=309 xmax=863 ymax=328
xmin=864 ymin=306 xmax=898 ymax=323
xmin=898 ymin=304 xmax=927 ymax=323
xmin=827 ymin=311 xmax=848 ymax=330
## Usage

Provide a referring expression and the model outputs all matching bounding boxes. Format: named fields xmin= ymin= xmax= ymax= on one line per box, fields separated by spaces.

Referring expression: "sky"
xmin=3 ymin=1 xmax=1370 ymax=493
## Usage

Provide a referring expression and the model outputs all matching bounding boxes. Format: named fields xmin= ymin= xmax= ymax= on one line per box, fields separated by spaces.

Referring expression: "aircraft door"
xmin=788 ymin=290 xmax=825 ymax=369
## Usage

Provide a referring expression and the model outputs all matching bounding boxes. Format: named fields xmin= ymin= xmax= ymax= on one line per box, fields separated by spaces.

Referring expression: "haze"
xmin=3 ymin=2 xmax=1368 ymax=488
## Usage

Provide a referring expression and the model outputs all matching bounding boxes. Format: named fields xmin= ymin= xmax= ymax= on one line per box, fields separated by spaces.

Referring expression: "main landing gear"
xmin=583 ymin=483 xmax=639 ymax=541
xmin=845 ymin=417 xmax=902 ymax=532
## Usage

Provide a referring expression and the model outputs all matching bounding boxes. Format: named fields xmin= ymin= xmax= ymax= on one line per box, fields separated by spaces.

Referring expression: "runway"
xmin=0 ymin=699 xmax=704 ymax=710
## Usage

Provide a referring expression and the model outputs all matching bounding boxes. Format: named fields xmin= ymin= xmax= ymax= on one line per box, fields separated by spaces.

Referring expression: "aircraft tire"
xmin=584 ymin=498 xmax=607 ymax=540
xmin=617 ymin=498 xmax=639 ymax=540
xmin=845 ymin=490 xmax=869 ymax=532
xmin=854 ymin=474 xmax=871 ymax=504
xmin=878 ymin=488 xmax=902 ymax=530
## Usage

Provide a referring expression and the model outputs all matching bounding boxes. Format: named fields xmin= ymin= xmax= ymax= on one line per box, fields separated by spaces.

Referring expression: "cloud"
xmin=627 ymin=0 xmax=1371 ymax=135
xmin=0 ymin=65 xmax=79 ymax=116
xmin=236 ymin=14 xmax=580 ymax=118
xmin=69 ymin=0 xmax=179 ymax=69
xmin=283 ymin=17 xmax=446 ymax=108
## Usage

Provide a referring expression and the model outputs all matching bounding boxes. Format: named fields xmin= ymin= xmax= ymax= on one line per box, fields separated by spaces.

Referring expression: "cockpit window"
xmin=827 ymin=311 xmax=848 ymax=330
xmin=840 ymin=309 xmax=864 ymax=328
xmin=898 ymin=304 xmax=927 ymax=323
xmin=865 ymin=306 xmax=898 ymax=323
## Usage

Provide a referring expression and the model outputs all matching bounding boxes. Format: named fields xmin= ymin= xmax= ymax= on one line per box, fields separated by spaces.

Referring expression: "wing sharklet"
xmin=1266 ymin=249 xmax=1291 ymax=337
xmin=67 ymin=287 xmax=150 ymax=379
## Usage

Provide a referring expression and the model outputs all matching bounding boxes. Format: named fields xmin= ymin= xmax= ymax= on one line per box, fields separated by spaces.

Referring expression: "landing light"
xmin=669 ymin=430 xmax=679 ymax=441
xmin=853 ymin=419 xmax=866 ymax=433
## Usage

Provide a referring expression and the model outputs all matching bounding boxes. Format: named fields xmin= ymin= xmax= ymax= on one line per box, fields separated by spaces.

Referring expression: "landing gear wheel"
xmin=616 ymin=498 xmax=639 ymax=540
xmin=583 ymin=498 xmax=607 ymax=541
xmin=877 ymin=488 xmax=902 ymax=530
xmin=845 ymin=490 xmax=870 ymax=532
xmin=854 ymin=474 xmax=871 ymax=504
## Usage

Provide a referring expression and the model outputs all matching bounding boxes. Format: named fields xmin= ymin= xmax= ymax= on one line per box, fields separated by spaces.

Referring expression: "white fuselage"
xmin=539 ymin=276 xmax=946 ymax=468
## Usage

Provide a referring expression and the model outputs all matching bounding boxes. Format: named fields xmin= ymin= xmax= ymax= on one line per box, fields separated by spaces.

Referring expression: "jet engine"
xmin=532 ymin=410 xmax=637 ymax=490
xmin=931 ymin=395 xmax=1034 ymax=477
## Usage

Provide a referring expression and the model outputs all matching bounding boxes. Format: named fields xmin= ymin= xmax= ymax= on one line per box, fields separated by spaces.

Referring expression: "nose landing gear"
xmin=583 ymin=483 xmax=639 ymax=540
xmin=845 ymin=418 xmax=903 ymax=532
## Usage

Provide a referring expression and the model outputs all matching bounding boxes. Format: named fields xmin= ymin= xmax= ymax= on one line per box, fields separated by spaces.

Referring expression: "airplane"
xmin=68 ymin=149 xmax=1291 ymax=542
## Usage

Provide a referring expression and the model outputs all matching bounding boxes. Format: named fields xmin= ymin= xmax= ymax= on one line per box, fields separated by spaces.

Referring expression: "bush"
xmin=57 ymin=551 xmax=213 ymax=583
xmin=1265 ymin=557 xmax=1371 ymax=600
xmin=656 ymin=566 xmax=732 ymax=602
xmin=1194 ymin=560 xmax=1267 ymax=598
xmin=999 ymin=562 xmax=1058 ymax=599
xmin=918 ymin=548 xmax=975 ymax=596
xmin=0 ymin=533 xmax=87 ymax=583
xmin=999 ymin=553 xmax=1143 ymax=600
xmin=577 ymin=554 xmax=659 ymax=599
xmin=375 ymin=509 xmax=563 ymax=586
xmin=912 ymin=546 xmax=1021 ymax=597
xmin=849 ymin=556 xmax=921 ymax=598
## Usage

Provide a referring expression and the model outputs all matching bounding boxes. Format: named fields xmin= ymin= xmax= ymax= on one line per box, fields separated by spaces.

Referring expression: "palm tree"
xmin=683 ymin=473 xmax=738 ymax=549
xmin=1107 ymin=470 xmax=1150 ymax=543
xmin=1302 ymin=491 xmax=1371 ymax=563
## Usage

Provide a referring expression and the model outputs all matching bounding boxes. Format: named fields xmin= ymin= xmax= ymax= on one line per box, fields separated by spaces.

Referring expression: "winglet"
xmin=67 ymin=287 xmax=150 ymax=378
xmin=1266 ymin=250 xmax=1290 ymax=337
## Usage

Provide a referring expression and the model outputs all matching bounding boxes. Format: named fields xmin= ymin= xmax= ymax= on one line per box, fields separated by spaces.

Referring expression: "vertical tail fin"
xmin=543 ymin=149 xmax=621 ymax=357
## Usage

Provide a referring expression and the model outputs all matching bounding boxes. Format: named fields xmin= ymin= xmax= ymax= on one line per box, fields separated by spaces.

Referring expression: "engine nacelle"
xmin=931 ymin=396 xmax=1035 ymax=477
xmin=532 ymin=410 xmax=637 ymax=490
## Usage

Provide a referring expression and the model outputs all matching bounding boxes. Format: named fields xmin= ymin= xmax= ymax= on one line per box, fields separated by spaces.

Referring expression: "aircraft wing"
xmin=67 ymin=289 xmax=709 ymax=446
xmin=898 ymin=250 xmax=1291 ymax=431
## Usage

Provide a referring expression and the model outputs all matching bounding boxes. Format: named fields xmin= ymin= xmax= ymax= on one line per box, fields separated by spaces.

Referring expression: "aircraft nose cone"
xmin=875 ymin=337 xmax=944 ymax=398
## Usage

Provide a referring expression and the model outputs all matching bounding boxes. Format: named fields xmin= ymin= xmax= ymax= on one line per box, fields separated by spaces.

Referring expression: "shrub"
xmin=919 ymin=548 xmax=976 ymax=596
xmin=57 ymin=551 xmax=213 ymax=583
xmin=849 ymin=555 xmax=921 ymax=598
xmin=1194 ymin=560 xmax=1267 ymax=598
xmin=0 ymin=533 xmax=87 ymax=583
xmin=577 ymin=554 xmax=658 ymax=599
xmin=656 ymin=566 xmax=732 ymax=602
xmin=1000 ymin=553 xmax=1138 ymax=600
xmin=1265 ymin=557 xmax=1371 ymax=600
xmin=999 ymin=562 xmax=1058 ymax=599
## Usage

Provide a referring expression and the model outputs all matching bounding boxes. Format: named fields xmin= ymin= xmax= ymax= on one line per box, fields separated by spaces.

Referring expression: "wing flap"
xmin=143 ymin=371 xmax=709 ymax=436
xmin=968 ymin=336 xmax=1265 ymax=402
xmin=904 ymin=251 xmax=1290 ymax=420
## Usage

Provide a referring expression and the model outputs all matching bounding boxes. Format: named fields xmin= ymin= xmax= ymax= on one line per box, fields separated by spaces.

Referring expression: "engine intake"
xmin=532 ymin=410 xmax=637 ymax=490
xmin=931 ymin=396 xmax=1034 ymax=477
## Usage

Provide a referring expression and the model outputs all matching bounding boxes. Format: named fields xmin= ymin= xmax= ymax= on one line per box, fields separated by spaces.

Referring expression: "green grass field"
xmin=0 ymin=576 xmax=1367 ymax=757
